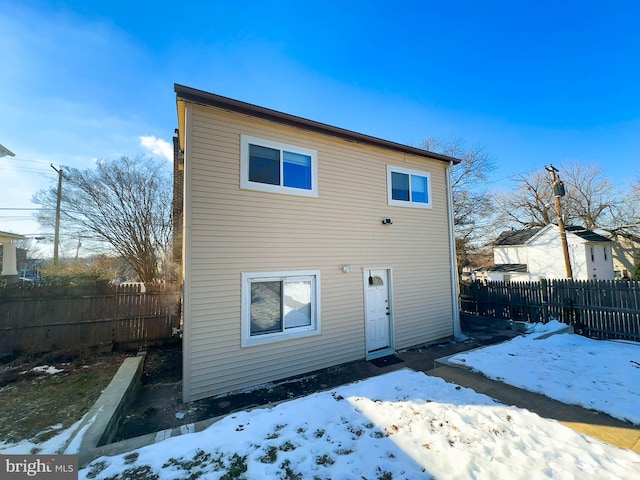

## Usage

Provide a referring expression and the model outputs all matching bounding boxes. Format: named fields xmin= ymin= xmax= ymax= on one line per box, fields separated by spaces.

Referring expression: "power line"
xmin=1 ymin=157 xmax=59 ymax=166
xmin=0 ymin=165 xmax=52 ymax=174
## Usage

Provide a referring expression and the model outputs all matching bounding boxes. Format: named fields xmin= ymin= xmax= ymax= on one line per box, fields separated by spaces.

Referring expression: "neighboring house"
xmin=0 ymin=231 xmax=26 ymax=283
xmin=607 ymin=232 xmax=640 ymax=279
xmin=16 ymin=248 xmax=43 ymax=282
xmin=174 ymin=84 xmax=462 ymax=402
xmin=483 ymin=224 xmax=614 ymax=282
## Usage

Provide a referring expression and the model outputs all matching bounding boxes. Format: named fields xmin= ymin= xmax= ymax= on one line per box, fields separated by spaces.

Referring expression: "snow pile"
xmin=79 ymin=370 xmax=640 ymax=480
xmin=524 ymin=319 xmax=568 ymax=337
xmin=0 ymin=418 xmax=84 ymax=455
xmin=449 ymin=326 xmax=640 ymax=424
xmin=30 ymin=365 xmax=65 ymax=375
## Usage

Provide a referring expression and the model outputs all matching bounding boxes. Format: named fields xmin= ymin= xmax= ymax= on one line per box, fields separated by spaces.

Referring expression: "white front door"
xmin=365 ymin=269 xmax=392 ymax=355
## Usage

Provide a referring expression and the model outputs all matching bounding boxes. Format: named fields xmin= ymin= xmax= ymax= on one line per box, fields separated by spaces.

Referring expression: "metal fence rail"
xmin=460 ymin=279 xmax=640 ymax=342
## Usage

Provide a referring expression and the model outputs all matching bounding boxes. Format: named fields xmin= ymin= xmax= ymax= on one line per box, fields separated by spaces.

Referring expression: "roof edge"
xmin=0 ymin=231 xmax=27 ymax=240
xmin=174 ymin=84 xmax=461 ymax=165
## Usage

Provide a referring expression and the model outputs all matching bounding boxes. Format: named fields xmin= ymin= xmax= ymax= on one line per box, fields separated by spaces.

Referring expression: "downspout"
xmin=446 ymin=161 xmax=462 ymax=337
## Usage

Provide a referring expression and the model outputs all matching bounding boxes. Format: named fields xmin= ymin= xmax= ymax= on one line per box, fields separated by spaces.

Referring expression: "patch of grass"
xmin=86 ymin=460 xmax=108 ymax=479
xmin=279 ymin=459 xmax=303 ymax=480
xmin=278 ymin=440 xmax=296 ymax=452
xmin=104 ymin=465 xmax=159 ymax=480
xmin=376 ymin=467 xmax=393 ymax=480
xmin=313 ymin=428 xmax=325 ymax=438
xmin=221 ymin=453 xmax=248 ymax=480
xmin=258 ymin=445 xmax=278 ymax=464
xmin=0 ymin=350 xmax=129 ymax=445
xmin=315 ymin=454 xmax=335 ymax=466
xmin=163 ymin=449 xmax=215 ymax=471
xmin=123 ymin=452 xmax=139 ymax=465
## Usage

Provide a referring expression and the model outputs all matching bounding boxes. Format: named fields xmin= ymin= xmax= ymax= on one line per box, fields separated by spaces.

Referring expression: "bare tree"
xmin=496 ymin=161 xmax=621 ymax=231
xmin=422 ymin=137 xmax=496 ymax=237
xmin=495 ymin=169 xmax=555 ymax=228
xmin=33 ymin=156 xmax=172 ymax=284
xmin=421 ymin=137 xmax=496 ymax=270
xmin=607 ymin=176 xmax=640 ymax=256
xmin=15 ymin=238 xmax=42 ymax=260
xmin=632 ymin=177 xmax=640 ymax=200
xmin=562 ymin=162 xmax=619 ymax=230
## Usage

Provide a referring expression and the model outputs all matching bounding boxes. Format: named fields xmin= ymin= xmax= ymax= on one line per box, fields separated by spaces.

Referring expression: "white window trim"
xmin=241 ymin=270 xmax=321 ymax=347
xmin=240 ymin=134 xmax=318 ymax=198
xmin=386 ymin=165 xmax=432 ymax=209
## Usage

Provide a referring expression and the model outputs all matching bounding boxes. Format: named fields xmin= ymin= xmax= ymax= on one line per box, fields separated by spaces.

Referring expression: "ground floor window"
xmin=241 ymin=270 xmax=321 ymax=346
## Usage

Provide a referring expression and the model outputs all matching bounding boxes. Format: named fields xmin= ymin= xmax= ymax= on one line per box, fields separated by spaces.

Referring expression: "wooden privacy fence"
xmin=0 ymin=283 xmax=182 ymax=356
xmin=460 ymin=279 xmax=640 ymax=342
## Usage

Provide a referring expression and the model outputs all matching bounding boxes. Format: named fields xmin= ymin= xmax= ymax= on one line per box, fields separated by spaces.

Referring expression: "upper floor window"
xmin=241 ymin=135 xmax=318 ymax=197
xmin=387 ymin=166 xmax=431 ymax=208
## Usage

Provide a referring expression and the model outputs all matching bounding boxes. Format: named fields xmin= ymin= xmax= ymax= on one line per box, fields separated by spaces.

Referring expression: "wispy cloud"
xmin=139 ymin=135 xmax=172 ymax=162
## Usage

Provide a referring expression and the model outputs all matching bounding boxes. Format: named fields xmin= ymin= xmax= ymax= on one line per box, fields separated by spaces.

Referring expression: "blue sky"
xmin=1 ymin=0 xmax=639 ymax=241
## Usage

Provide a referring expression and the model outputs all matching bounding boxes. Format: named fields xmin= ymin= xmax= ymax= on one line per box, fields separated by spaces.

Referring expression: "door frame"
xmin=363 ymin=266 xmax=395 ymax=360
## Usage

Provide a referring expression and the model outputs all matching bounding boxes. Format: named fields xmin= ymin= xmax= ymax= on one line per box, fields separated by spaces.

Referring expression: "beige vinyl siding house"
xmin=175 ymin=84 xmax=461 ymax=402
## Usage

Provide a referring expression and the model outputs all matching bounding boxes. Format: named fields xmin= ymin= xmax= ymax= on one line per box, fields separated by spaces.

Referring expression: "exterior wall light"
xmin=381 ymin=218 xmax=393 ymax=225
xmin=341 ymin=265 xmax=351 ymax=273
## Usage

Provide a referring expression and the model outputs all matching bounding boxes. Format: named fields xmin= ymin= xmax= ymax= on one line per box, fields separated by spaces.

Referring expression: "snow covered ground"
xmin=3 ymin=322 xmax=640 ymax=479
xmin=449 ymin=320 xmax=640 ymax=425
xmin=78 ymin=368 xmax=639 ymax=479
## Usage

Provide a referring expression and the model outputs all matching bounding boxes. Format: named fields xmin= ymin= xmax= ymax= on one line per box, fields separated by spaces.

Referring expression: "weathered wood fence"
xmin=0 ymin=283 xmax=182 ymax=356
xmin=460 ymin=279 xmax=640 ymax=342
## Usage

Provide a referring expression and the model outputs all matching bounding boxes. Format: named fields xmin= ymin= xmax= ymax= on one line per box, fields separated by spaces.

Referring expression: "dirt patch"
xmin=116 ymin=333 xmax=489 ymax=442
xmin=0 ymin=320 xmax=515 ymax=450
xmin=0 ymin=348 xmax=131 ymax=447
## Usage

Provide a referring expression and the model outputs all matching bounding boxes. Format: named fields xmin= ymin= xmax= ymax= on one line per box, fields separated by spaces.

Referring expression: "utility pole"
xmin=546 ymin=165 xmax=573 ymax=279
xmin=51 ymin=165 xmax=64 ymax=265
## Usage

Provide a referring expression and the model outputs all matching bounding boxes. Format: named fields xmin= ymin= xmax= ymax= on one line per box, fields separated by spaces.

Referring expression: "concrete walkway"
xmin=427 ymin=365 xmax=640 ymax=454
xmin=420 ymin=317 xmax=640 ymax=454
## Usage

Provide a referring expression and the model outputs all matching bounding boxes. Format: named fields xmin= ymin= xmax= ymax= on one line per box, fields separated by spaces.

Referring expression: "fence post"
xmin=541 ymin=278 xmax=549 ymax=324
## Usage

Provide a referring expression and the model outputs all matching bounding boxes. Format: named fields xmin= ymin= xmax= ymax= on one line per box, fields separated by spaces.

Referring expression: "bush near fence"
xmin=0 ymin=282 xmax=182 ymax=357
xmin=460 ymin=279 xmax=640 ymax=342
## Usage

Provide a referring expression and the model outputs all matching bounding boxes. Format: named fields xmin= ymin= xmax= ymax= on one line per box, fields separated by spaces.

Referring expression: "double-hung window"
xmin=241 ymin=270 xmax=321 ymax=346
xmin=387 ymin=166 xmax=432 ymax=208
xmin=241 ymin=135 xmax=318 ymax=197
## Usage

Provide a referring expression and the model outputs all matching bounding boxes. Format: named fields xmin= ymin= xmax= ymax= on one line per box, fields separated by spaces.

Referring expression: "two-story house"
xmin=607 ymin=232 xmax=640 ymax=279
xmin=484 ymin=224 xmax=614 ymax=282
xmin=174 ymin=84 xmax=462 ymax=401
xmin=0 ymin=231 xmax=26 ymax=283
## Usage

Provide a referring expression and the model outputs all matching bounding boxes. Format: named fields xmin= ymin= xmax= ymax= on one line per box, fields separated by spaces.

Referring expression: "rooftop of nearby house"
xmin=564 ymin=226 xmax=612 ymax=243
xmin=493 ymin=228 xmax=542 ymax=246
xmin=0 ymin=231 xmax=26 ymax=241
xmin=174 ymin=84 xmax=462 ymax=166
xmin=493 ymin=225 xmax=612 ymax=247
xmin=482 ymin=263 xmax=528 ymax=272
